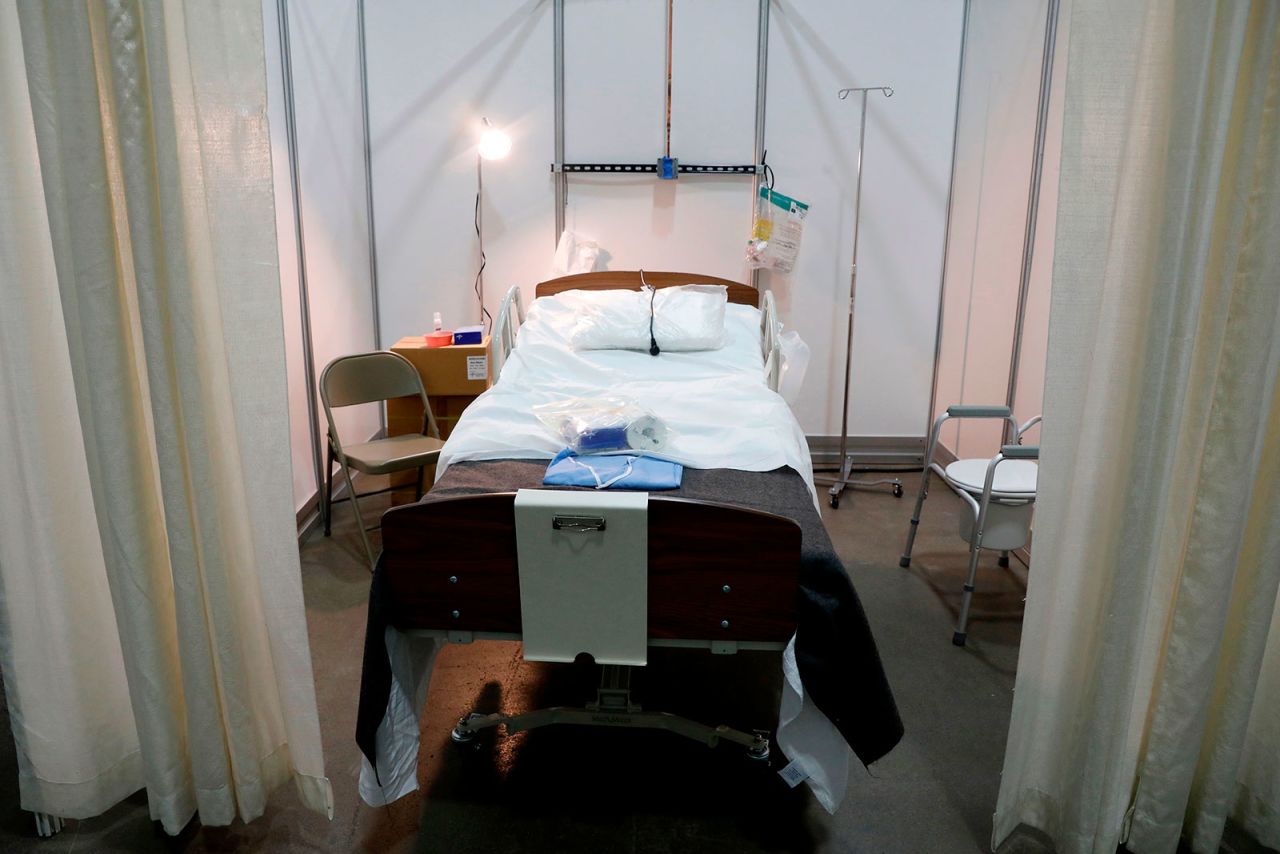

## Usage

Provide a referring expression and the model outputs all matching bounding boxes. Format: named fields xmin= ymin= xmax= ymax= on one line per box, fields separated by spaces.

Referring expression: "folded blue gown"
xmin=542 ymin=448 xmax=683 ymax=490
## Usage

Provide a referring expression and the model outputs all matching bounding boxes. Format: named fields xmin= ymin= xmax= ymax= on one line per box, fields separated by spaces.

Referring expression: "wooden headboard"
xmin=535 ymin=271 xmax=759 ymax=307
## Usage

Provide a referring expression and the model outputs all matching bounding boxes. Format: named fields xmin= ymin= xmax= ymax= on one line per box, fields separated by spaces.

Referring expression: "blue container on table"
xmin=452 ymin=325 xmax=483 ymax=345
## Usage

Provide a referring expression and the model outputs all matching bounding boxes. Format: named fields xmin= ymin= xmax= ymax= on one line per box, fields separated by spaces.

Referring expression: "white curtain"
xmin=994 ymin=2 xmax=1280 ymax=853
xmin=0 ymin=0 xmax=332 ymax=833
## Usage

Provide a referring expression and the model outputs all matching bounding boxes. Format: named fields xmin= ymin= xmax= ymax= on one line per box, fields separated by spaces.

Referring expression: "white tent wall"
xmin=365 ymin=0 xmax=965 ymax=446
xmin=932 ymin=0 xmax=1066 ymax=459
xmin=262 ymin=0 xmax=381 ymax=514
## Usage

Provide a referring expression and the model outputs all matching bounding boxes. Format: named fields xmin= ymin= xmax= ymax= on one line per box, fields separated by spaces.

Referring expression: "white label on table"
xmin=466 ymin=355 xmax=487 ymax=381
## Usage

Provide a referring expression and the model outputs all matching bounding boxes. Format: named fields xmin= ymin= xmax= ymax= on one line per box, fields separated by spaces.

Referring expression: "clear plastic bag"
xmin=777 ymin=329 xmax=811 ymax=407
xmin=746 ymin=186 xmax=809 ymax=273
xmin=532 ymin=396 xmax=670 ymax=454
xmin=549 ymin=229 xmax=601 ymax=277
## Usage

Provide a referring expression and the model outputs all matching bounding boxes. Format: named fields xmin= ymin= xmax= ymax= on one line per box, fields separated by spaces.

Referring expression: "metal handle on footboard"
xmin=552 ymin=514 xmax=607 ymax=532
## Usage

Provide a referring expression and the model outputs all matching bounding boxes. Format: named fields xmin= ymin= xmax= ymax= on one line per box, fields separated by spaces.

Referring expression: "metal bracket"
xmin=450 ymin=664 xmax=770 ymax=761
xmin=550 ymin=162 xmax=762 ymax=176
xmin=33 ymin=813 xmax=63 ymax=837
xmin=587 ymin=663 xmax=642 ymax=714
xmin=551 ymin=0 xmax=770 ymax=259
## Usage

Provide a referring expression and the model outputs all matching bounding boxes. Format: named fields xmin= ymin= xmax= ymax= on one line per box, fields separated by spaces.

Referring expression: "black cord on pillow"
xmin=640 ymin=269 xmax=660 ymax=356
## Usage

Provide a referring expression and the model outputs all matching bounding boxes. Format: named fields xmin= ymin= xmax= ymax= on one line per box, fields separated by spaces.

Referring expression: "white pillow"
xmin=567 ymin=285 xmax=727 ymax=352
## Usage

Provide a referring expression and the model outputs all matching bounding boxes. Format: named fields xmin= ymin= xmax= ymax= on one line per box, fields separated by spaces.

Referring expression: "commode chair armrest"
xmin=999 ymin=444 xmax=1039 ymax=460
xmin=946 ymin=405 xmax=1012 ymax=418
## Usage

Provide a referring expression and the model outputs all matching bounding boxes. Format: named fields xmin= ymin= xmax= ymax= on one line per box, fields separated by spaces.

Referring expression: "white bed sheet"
xmin=436 ymin=294 xmax=816 ymax=501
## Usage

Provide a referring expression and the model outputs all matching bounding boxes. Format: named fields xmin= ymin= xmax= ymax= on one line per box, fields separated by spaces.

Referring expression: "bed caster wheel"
xmin=450 ymin=717 xmax=478 ymax=744
xmin=951 ymin=631 xmax=967 ymax=647
xmin=892 ymin=483 xmax=904 ymax=498
xmin=746 ymin=736 xmax=771 ymax=762
xmin=829 ymin=494 xmax=840 ymax=509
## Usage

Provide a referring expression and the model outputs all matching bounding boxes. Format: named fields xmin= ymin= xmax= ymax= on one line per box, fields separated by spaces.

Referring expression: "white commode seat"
xmin=943 ymin=458 xmax=1038 ymax=498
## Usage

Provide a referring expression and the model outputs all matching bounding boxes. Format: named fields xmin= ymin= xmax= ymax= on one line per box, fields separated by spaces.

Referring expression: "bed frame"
xmin=378 ymin=272 xmax=797 ymax=759
xmin=536 ymin=270 xmax=759 ymax=306
xmin=382 ymin=493 xmax=800 ymax=645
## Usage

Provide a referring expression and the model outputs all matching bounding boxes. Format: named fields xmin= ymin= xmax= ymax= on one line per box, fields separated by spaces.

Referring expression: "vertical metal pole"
xmin=553 ymin=0 xmax=566 ymax=243
xmin=925 ymin=0 xmax=972 ymax=451
xmin=750 ymin=0 xmax=769 ymax=291
xmin=836 ymin=91 xmax=869 ymax=471
xmin=356 ymin=0 xmax=382 ymax=352
xmin=276 ymin=0 xmax=325 ymax=516
xmin=664 ymin=0 xmax=674 ymax=160
xmin=819 ymin=86 xmax=899 ymax=504
xmin=1004 ymin=0 xmax=1060 ymax=433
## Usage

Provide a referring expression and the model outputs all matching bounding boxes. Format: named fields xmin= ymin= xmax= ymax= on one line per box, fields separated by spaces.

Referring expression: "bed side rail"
xmin=490 ymin=285 xmax=526 ymax=379
xmin=761 ymin=289 xmax=782 ymax=392
xmin=380 ymin=492 xmax=801 ymax=643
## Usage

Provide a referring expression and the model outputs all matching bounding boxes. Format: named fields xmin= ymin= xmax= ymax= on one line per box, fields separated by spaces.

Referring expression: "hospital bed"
xmin=356 ymin=271 xmax=901 ymax=810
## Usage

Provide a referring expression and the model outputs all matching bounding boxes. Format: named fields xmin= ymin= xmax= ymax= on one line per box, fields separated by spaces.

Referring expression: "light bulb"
xmin=478 ymin=126 xmax=511 ymax=161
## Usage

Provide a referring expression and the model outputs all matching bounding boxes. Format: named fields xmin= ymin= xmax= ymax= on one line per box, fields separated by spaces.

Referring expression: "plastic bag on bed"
xmin=532 ymin=396 xmax=671 ymax=455
xmin=777 ymin=329 xmax=811 ymax=407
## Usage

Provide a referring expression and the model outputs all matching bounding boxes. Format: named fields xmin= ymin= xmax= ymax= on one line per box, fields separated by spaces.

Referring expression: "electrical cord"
xmin=473 ymin=189 xmax=493 ymax=333
xmin=640 ymin=269 xmax=660 ymax=356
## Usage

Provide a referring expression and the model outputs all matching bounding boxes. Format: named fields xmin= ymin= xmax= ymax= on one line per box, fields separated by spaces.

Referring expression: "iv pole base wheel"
xmin=951 ymin=631 xmax=967 ymax=647
xmin=829 ymin=493 xmax=841 ymax=509
xmin=899 ymin=556 xmax=911 ymax=568
xmin=893 ymin=482 xmax=904 ymax=498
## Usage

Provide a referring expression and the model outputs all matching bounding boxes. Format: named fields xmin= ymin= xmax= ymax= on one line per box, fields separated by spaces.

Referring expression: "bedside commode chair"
xmin=899 ymin=405 xmax=1041 ymax=646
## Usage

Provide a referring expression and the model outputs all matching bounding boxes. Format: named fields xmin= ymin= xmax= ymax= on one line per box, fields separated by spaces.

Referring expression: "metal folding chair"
xmin=900 ymin=405 xmax=1041 ymax=646
xmin=319 ymin=351 xmax=444 ymax=571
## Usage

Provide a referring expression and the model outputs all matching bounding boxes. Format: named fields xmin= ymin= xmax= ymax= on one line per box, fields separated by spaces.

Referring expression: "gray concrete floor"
xmin=0 ymin=471 xmax=1033 ymax=853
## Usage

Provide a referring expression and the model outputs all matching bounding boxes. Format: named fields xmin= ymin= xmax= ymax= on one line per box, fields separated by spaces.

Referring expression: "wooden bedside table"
xmin=386 ymin=335 xmax=491 ymax=500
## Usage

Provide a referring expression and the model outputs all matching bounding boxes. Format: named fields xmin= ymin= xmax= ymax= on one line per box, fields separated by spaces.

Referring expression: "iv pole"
xmin=817 ymin=85 xmax=902 ymax=509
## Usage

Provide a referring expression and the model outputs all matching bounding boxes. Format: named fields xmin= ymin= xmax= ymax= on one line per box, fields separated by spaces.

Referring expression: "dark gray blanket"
xmin=357 ymin=461 xmax=903 ymax=774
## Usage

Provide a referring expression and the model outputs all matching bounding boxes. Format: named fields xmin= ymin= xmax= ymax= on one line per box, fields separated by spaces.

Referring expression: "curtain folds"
xmin=993 ymin=2 xmax=1280 ymax=853
xmin=0 ymin=1 xmax=145 ymax=821
xmin=1 ymin=0 xmax=331 ymax=833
